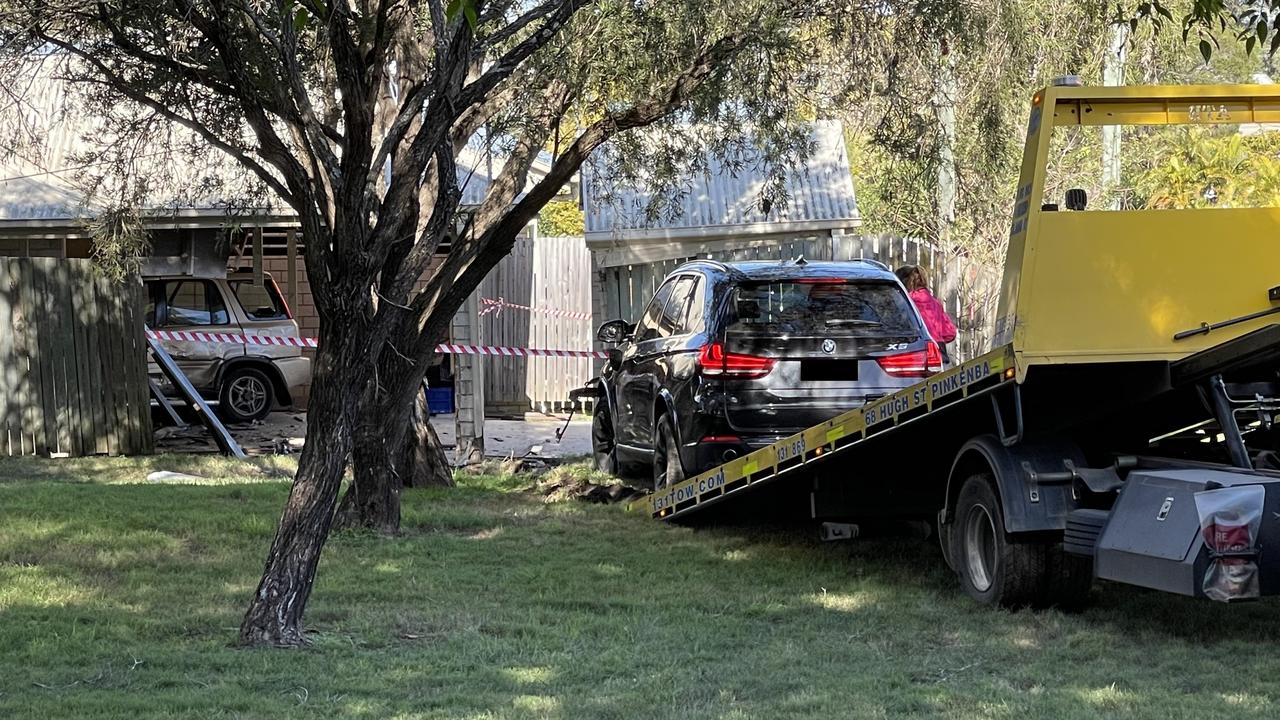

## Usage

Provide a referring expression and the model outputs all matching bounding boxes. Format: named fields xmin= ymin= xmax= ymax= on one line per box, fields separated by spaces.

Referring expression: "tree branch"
xmin=483 ymin=31 xmax=749 ymax=243
xmin=410 ymin=31 xmax=750 ymax=351
xmin=456 ymin=0 xmax=591 ymax=111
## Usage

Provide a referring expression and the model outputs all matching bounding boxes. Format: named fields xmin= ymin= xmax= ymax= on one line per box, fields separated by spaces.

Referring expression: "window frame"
xmin=728 ymin=279 xmax=920 ymax=337
xmin=153 ymin=279 xmax=232 ymax=328
xmin=634 ymin=277 xmax=680 ymax=342
xmin=658 ymin=274 xmax=700 ymax=337
xmin=229 ymin=277 xmax=290 ymax=322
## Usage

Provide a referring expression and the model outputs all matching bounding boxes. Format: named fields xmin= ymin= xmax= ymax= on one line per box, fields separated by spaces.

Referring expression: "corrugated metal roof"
xmin=582 ymin=121 xmax=859 ymax=240
xmin=0 ymin=66 xmax=550 ymax=224
xmin=0 ymin=64 xmax=277 ymax=223
xmin=0 ymin=159 xmax=85 ymax=220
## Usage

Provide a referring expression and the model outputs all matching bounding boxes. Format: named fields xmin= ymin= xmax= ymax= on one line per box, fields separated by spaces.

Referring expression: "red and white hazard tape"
xmin=478 ymin=296 xmax=591 ymax=320
xmin=145 ymin=329 xmax=606 ymax=359
xmin=148 ymin=329 xmax=319 ymax=348
xmin=437 ymin=343 xmax=605 ymax=358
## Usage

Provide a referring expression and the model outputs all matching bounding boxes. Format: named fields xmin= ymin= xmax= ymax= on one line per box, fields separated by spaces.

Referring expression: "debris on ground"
xmin=534 ymin=463 xmax=645 ymax=504
xmin=146 ymin=470 xmax=208 ymax=483
xmin=456 ymin=455 xmax=555 ymax=477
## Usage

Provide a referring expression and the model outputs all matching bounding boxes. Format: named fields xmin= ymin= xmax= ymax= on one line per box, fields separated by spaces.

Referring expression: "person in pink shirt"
xmin=895 ymin=265 xmax=957 ymax=360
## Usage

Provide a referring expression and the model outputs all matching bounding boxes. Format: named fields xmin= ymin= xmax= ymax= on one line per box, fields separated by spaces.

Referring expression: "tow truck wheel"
xmin=591 ymin=403 xmax=619 ymax=476
xmin=955 ymin=473 xmax=1045 ymax=608
xmin=954 ymin=473 xmax=1093 ymax=609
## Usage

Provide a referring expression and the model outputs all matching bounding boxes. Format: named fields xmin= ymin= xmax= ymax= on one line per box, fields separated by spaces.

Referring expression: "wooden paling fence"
xmin=477 ymin=235 xmax=594 ymax=415
xmin=0 ymin=257 xmax=153 ymax=457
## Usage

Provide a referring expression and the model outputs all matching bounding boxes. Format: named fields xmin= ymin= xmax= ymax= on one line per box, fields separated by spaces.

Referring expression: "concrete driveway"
xmin=154 ymin=410 xmax=592 ymax=460
xmin=431 ymin=413 xmax=591 ymax=461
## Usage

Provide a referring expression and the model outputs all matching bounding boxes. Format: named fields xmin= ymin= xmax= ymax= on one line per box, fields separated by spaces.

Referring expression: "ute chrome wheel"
xmin=229 ymin=375 xmax=269 ymax=417
xmin=219 ymin=367 xmax=274 ymax=423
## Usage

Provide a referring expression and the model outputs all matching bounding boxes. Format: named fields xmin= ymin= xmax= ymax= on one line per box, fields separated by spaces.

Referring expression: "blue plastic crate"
xmin=426 ymin=387 xmax=454 ymax=414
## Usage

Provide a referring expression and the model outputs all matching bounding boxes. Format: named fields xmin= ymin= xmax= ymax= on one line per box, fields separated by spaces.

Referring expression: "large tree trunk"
xmin=239 ymin=338 xmax=362 ymax=647
xmin=335 ymin=411 xmax=406 ymax=534
xmin=334 ymin=361 xmax=455 ymax=532
xmin=399 ymin=384 xmax=453 ymax=488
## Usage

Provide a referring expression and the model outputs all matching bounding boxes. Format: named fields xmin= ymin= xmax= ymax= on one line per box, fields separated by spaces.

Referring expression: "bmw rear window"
xmin=730 ymin=280 xmax=919 ymax=336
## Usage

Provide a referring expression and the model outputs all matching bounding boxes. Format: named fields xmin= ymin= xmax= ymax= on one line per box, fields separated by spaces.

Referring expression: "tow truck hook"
xmin=560 ymin=382 xmax=601 ymax=442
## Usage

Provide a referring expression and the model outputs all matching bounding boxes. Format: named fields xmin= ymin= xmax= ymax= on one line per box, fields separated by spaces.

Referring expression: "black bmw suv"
xmin=581 ymin=258 xmax=944 ymax=488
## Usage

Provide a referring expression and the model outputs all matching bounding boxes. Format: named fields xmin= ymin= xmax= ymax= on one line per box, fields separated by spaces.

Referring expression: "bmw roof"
xmin=677 ymin=258 xmax=899 ymax=283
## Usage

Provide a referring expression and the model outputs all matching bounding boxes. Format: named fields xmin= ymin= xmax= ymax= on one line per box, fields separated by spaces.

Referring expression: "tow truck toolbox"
xmin=595 ymin=81 xmax=1280 ymax=608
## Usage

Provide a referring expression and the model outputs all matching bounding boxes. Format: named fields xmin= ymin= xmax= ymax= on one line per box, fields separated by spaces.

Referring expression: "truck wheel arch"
xmin=942 ymin=435 xmax=1086 ymax=542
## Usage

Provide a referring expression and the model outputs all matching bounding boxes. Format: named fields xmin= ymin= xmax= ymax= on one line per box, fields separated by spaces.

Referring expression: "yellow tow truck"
xmin=634 ymin=83 xmax=1280 ymax=607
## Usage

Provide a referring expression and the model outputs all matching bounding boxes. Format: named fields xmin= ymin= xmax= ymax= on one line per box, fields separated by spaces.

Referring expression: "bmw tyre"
xmin=954 ymin=473 xmax=1092 ymax=609
xmin=218 ymin=366 xmax=274 ymax=424
xmin=592 ymin=402 xmax=620 ymax=476
xmin=653 ymin=415 xmax=684 ymax=490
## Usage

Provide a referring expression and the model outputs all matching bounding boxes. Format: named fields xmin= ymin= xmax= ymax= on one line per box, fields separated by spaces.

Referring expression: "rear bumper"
xmin=684 ymin=431 xmax=793 ymax=475
xmin=273 ymin=356 xmax=312 ymax=405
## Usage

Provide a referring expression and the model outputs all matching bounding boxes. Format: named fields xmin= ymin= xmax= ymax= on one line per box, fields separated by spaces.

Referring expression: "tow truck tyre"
xmin=591 ymin=403 xmax=619 ymax=476
xmin=653 ymin=415 xmax=684 ymax=490
xmin=954 ymin=473 xmax=1092 ymax=609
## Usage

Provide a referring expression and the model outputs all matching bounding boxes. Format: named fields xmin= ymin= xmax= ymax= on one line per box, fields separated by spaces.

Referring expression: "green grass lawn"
xmin=1 ymin=455 xmax=1278 ymax=719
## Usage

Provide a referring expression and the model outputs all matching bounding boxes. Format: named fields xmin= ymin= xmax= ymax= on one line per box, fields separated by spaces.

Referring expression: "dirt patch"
xmin=533 ymin=464 xmax=646 ymax=504
xmin=153 ymin=412 xmax=307 ymax=456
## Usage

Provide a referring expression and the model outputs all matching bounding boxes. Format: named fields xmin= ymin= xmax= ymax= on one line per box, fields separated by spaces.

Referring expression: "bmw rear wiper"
xmin=826 ymin=318 xmax=882 ymax=327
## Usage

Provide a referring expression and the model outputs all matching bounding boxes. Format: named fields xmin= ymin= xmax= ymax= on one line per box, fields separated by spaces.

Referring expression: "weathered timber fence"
xmin=0 ymin=257 xmax=152 ymax=457
xmin=477 ymin=235 xmax=594 ymax=415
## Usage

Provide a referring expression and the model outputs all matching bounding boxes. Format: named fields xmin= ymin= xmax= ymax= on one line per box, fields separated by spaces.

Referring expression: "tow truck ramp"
xmin=642 ymin=347 xmax=1015 ymax=521
xmin=632 ymin=337 xmax=1280 ymax=605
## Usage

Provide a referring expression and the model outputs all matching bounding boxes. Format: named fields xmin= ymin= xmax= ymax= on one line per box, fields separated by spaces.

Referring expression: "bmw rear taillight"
xmin=698 ymin=343 xmax=776 ymax=379
xmin=876 ymin=341 xmax=943 ymax=378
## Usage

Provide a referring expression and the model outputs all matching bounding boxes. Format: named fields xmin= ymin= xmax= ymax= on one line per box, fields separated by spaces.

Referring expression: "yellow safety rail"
xmin=638 ymin=346 xmax=1017 ymax=520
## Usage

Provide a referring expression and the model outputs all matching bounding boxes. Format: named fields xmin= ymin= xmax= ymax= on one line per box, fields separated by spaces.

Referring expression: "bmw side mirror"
xmin=596 ymin=319 xmax=631 ymax=344
xmin=736 ymin=299 xmax=762 ymax=321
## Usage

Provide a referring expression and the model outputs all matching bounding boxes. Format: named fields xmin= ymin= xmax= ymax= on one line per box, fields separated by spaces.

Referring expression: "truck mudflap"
xmin=1066 ymin=468 xmax=1280 ymax=601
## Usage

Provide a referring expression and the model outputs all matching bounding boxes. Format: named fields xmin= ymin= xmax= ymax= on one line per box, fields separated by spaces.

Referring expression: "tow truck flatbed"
xmin=645 ymin=346 xmax=1016 ymax=521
